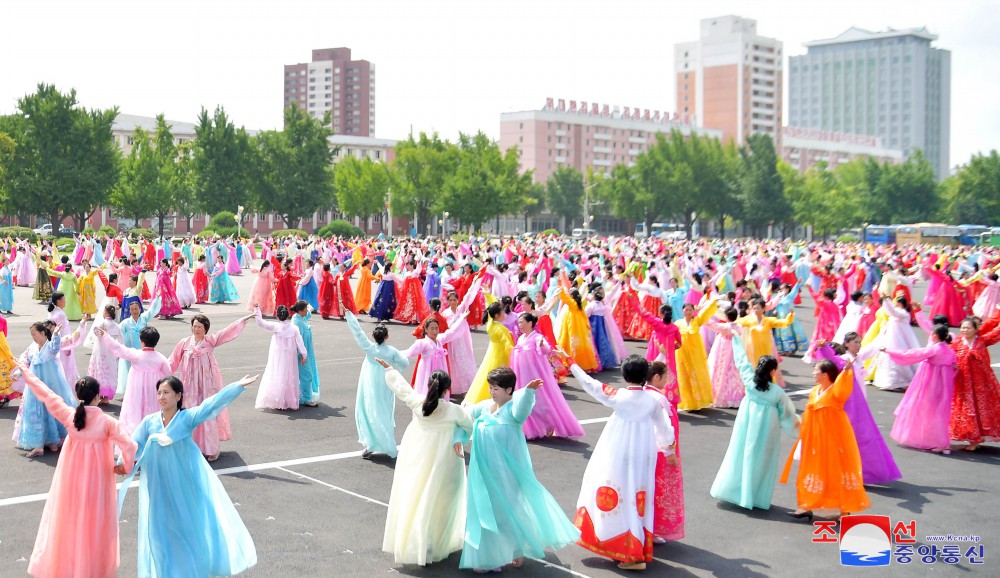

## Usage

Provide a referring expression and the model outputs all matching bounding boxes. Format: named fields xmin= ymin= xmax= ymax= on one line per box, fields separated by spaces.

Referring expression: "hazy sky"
xmin=2 ymin=0 xmax=997 ymax=167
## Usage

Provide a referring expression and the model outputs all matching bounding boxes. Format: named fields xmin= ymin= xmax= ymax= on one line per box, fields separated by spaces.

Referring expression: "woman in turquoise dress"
xmin=459 ymin=367 xmax=579 ymax=572
xmin=772 ymin=282 xmax=808 ymax=355
xmin=118 ymin=374 xmax=259 ymax=578
xmin=709 ymin=337 xmax=800 ymax=510
xmin=209 ymin=255 xmax=240 ymax=303
xmin=0 ymin=258 xmax=14 ymax=313
xmin=346 ymin=311 xmax=408 ymax=458
xmin=291 ymin=300 xmax=321 ymax=406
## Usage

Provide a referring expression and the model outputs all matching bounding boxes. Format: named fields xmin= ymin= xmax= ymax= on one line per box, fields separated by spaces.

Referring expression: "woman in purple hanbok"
xmin=814 ymin=333 xmax=902 ymax=485
xmin=253 ymin=305 xmax=307 ymax=410
xmin=510 ymin=312 xmax=584 ymax=439
xmin=885 ymin=324 xmax=957 ymax=453
xmin=226 ymin=241 xmax=242 ymax=275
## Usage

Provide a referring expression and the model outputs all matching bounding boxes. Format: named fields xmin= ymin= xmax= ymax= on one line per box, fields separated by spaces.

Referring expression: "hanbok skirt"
xmin=209 ymin=272 xmax=240 ymax=303
xmin=298 ymin=277 xmax=320 ymax=310
xmin=369 ymin=281 xmax=397 ymax=321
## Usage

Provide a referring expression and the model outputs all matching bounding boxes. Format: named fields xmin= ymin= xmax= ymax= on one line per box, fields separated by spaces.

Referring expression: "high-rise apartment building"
xmin=283 ymin=47 xmax=375 ymax=136
xmin=788 ymin=27 xmax=950 ymax=179
xmin=674 ymin=16 xmax=783 ymax=147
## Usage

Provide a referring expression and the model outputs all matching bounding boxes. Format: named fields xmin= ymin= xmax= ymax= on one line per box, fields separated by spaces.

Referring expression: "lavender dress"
xmin=509 ymin=331 xmax=584 ymax=439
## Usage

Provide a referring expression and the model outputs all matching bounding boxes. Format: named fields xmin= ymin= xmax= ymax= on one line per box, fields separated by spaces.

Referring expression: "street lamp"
xmin=438 ymin=219 xmax=444 ymax=237
xmin=583 ymin=183 xmax=602 ymax=231
xmin=236 ymin=205 xmax=244 ymax=238
xmin=444 ymin=211 xmax=450 ymax=236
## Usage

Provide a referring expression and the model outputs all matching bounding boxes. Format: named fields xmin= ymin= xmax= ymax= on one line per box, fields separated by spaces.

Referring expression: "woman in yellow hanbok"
xmin=77 ymin=261 xmax=101 ymax=320
xmin=859 ymin=303 xmax=889 ymax=381
xmin=463 ymin=302 xmax=515 ymax=405
xmin=737 ymin=297 xmax=795 ymax=365
xmin=675 ymin=299 xmax=719 ymax=411
xmin=555 ymin=286 xmax=601 ymax=372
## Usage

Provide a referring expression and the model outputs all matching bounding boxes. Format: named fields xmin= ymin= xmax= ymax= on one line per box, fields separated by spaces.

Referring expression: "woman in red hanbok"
xmin=274 ymin=260 xmax=299 ymax=310
xmin=318 ymin=264 xmax=336 ymax=319
xmin=193 ymin=255 xmax=210 ymax=304
xmin=453 ymin=264 xmax=485 ymax=330
xmin=950 ymin=313 xmax=1000 ymax=451
xmin=393 ymin=261 xmax=431 ymax=325
xmin=927 ymin=265 xmax=966 ymax=327
xmin=330 ymin=261 xmax=359 ymax=319
xmin=646 ymin=345 xmax=684 ymax=543
xmin=612 ymin=277 xmax=650 ymax=340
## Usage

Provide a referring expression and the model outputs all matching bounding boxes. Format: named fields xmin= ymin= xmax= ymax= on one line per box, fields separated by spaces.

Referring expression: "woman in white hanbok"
xmin=870 ymin=297 xmax=920 ymax=391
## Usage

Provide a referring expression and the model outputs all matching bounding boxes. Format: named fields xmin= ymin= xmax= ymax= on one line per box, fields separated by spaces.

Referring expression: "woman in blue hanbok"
xmin=369 ymin=270 xmax=398 ymax=322
xmin=346 ymin=311 xmax=408 ymax=457
xmin=14 ymin=323 xmax=76 ymax=456
xmin=296 ymin=260 xmax=320 ymax=311
xmin=117 ymin=296 xmax=162 ymax=396
xmin=118 ymin=374 xmax=259 ymax=578
xmin=209 ymin=255 xmax=240 ymax=303
xmin=772 ymin=282 xmax=808 ymax=355
xmin=0 ymin=257 xmax=14 ymax=313
xmin=709 ymin=337 xmax=799 ymax=510
xmin=291 ymin=300 xmax=321 ymax=406
xmin=459 ymin=367 xmax=579 ymax=572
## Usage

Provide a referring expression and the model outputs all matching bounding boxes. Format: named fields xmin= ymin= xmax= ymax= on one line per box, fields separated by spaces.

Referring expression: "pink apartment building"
xmin=499 ymin=98 xmax=721 ymax=185
xmin=284 ymin=47 xmax=376 ymax=137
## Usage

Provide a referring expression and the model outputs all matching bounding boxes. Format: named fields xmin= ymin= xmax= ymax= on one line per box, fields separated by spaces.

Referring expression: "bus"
xmin=863 ymin=225 xmax=897 ymax=245
xmin=634 ymin=222 xmax=686 ymax=239
xmin=979 ymin=227 xmax=1000 ymax=248
xmin=958 ymin=224 xmax=989 ymax=246
xmin=895 ymin=223 xmax=961 ymax=246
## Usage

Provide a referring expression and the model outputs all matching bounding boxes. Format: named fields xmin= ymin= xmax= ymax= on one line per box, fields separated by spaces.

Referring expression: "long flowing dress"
xmin=253 ymin=309 xmax=307 ymax=411
xmin=14 ymin=337 xmax=75 ymax=450
xmin=870 ymin=301 xmax=920 ymax=391
xmin=193 ymin=261 xmax=209 ymax=304
xmin=346 ymin=311 xmax=409 ymax=457
xmin=119 ymin=383 xmax=257 ymax=578
xmin=586 ymin=300 xmax=628 ymax=370
xmin=292 ymin=312 xmax=321 ymax=405
xmin=393 ymin=270 xmax=432 ymax=324
xmin=949 ymin=324 xmax=1000 ymax=445
xmin=710 ymin=336 xmax=799 ymax=510
xmin=78 ymin=269 xmax=100 ymax=317
xmin=570 ymin=365 xmax=674 ymax=565
xmin=209 ymin=262 xmax=239 ymax=303
xmin=780 ymin=365 xmax=871 ymax=517
xmin=174 ymin=264 xmax=196 ymax=309
xmin=353 ymin=264 xmax=377 ymax=313
xmin=382 ymin=368 xmax=473 ymax=566
xmin=153 ymin=266 xmax=182 ymax=318
xmin=815 ymin=344 xmax=902 ymax=485
xmin=168 ymin=318 xmax=249 ymax=457
xmin=0 ymin=332 xmax=19 ymax=405
xmin=460 ymin=388 xmax=580 ymax=570
xmin=674 ymin=300 xmax=719 ymax=411
xmin=274 ymin=269 xmax=298 ymax=311
xmin=773 ymin=285 xmax=809 ymax=353
xmin=0 ymin=263 xmax=14 ymax=312
xmin=510 ymin=330 xmax=584 ymax=439
xmin=296 ymin=268 xmax=320 ymax=311
xmin=556 ymin=291 xmax=600 ymax=372
xmin=369 ymin=274 xmax=398 ymax=322
xmin=737 ymin=313 xmax=795 ymax=366
xmin=246 ymin=267 xmax=276 ymax=317
xmin=101 ymin=336 xmax=172 ymax=435
xmin=886 ymin=343 xmax=957 ymax=450
xmin=117 ymin=297 xmax=161 ymax=396
xmin=707 ymin=321 xmax=745 ymax=408
xmin=22 ymin=370 xmax=137 ymax=578
xmin=48 ymin=268 xmax=83 ymax=321
xmin=464 ymin=318 xmax=515 ymax=405
xmin=441 ymin=305 xmax=477 ymax=395
xmin=85 ymin=316 xmax=124 ymax=399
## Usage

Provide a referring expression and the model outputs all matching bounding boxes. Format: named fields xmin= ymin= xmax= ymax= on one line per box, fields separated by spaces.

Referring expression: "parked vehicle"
xmin=33 ymin=223 xmax=52 ymax=236
xmin=571 ymin=228 xmax=598 ymax=239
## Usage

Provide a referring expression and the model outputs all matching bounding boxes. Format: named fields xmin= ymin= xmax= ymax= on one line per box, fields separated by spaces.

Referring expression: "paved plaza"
xmin=0 ymin=273 xmax=995 ymax=577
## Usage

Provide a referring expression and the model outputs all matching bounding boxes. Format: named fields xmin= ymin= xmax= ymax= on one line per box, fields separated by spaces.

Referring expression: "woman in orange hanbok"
xmin=781 ymin=359 xmax=870 ymax=519
xmin=353 ymin=259 xmax=377 ymax=314
xmin=555 ymin=285 xmax=600 ymax=373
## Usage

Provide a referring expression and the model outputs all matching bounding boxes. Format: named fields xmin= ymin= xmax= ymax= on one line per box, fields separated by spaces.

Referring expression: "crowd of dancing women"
xmin=1 ymin=230 xmax=999 ymax=576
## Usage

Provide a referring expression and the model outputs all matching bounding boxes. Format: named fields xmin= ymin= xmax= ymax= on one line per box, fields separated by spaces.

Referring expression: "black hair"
xmin=724 ymin=307 xmax=738 ymax=322
xmin=139 ymin=326 xmax=160 ymax=348
xmin=73 ymin=376 xmax=100 ymax=431
xmin=191 ymin=314 xmax=211 ymax=332
xmin=815 ymin=359 xmax=840 ymax=383
xmin=932 ymin=324 xmax=952 ymax=344
xmin=61 ymin=255 xmax=69 ymax=264
xmin=372 ymin=324 xmax=389 ymax=345
xmin=429 ymin=298 xmax=442 ymax=313
xmin=895 ymin=296 xmax=911 ymax=312
xmin=291 ymin=300 xmax=309 ymax=313
xmin=850 ymin=290 xmax=863 ymax=302
xmin=276 ymin=305 xmax=290 ymax=321
xmin=422 ymin=316 xmax=439 ymax=333
xmin=569 ymin=288 xmax=583 ymax=310
xmin=260 ymin=260 xmax=270 ymax=271
xmin=108 ymin=273 xmax=118 ymax=284
xmin=931 ymin=314 xmax=949 ymax=326
xmin=422 ymin=370 xmax=451 ymax=417
xmin=750 ymin=296 xmax=766 ymax=309
xmin=822 ymin=288 xmax=837 ymax=301
xmin=659 ymin=303 xmax=673 ymax=324
xmin=753 ymin=356 xmax=778 ymax=392
xmin=622 ymin=354 xmax=649 ymax=385
xmin=843 ymin=331 xmax=860 ymax=345
xmin=646 ymin=360 xmax=668 ymax=384
xmin=103 ymin=305 xmax=116 ymax=319
xmin=486 ymin=366 xmax=517 ymax=395
xmin=48 ymin=292 xmax=65 ymax=312
xmin=501 ymin=295 xmax=513 ymax=314
xmin=519 ymin=311 xmax=538 ymax=328
xmin=323 ymin=263 xmax=331 ymax=272
xmin=31 ymin=321 xmax=52 ymax=341
xmin=483 ymin=301 xmax=503 ymax=325
xmin=156 ymin=376 xmax=184 ymax=410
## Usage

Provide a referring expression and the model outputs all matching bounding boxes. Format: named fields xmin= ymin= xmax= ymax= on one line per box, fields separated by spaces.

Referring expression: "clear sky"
xmin=2 ymin=0 xmax=997 ymax=168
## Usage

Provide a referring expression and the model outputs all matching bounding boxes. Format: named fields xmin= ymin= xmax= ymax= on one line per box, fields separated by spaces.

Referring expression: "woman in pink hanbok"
xmin=15 ymin=365 xmax=137 ymax=578
xmin=804 ymin=287 xmax=842 ymax=363
xmin=510 ymin=312 xmax=584 ymax=439
xmin=926 ymin=266 xmax=966 ymax=327
xmin=971 ymin=273 xmax=1000 ymax=318
xmin=153 ymin=259 xmax=182 ymax=319
xmin=253 ymin=305 xmax=308 ymax=410
xmin=247 ymin=261 xmax=277 ymax=317
xmin=226 ymin=241 xmax=242 ymax=275
xmin=707 ymin=307 xmax=745 ymax=408
xmin=84 ymin=305 xmax=123 ymax=403
xmin=886 ymin=324 xmax=957 ymax=453
xmin=636 ymin=304 xmax=682 ymax=379
xmin=442 ymin=288 xmax=478 ymax=394
xmin=95 ymin=325 xmax=172 ymax=434
xmin=169 ymin=313 xmax=253 ymax=460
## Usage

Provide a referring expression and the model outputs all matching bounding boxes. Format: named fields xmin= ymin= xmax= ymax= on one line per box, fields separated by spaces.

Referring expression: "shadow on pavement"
xmin=866 ymin=480 xmax=984 ymax=515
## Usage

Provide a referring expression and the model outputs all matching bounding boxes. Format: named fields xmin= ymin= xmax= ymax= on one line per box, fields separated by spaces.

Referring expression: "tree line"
xmin=2 ymin=84 xmax=999 ymax=239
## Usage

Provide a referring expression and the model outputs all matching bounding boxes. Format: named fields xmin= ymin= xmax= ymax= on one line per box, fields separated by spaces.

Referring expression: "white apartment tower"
xmin=674 ymin=16 xmax=783 ymax=147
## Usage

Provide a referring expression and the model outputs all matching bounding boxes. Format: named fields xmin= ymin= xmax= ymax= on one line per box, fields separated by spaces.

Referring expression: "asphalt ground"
xmin=0 ymin=273 xmax=997 ymax=578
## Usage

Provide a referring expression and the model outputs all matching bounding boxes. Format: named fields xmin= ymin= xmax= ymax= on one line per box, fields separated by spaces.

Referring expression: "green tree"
xmin=545 ymin=166 xmax=584 ymax=231
xmin=390 ymin=132 xmax=458 ymax=234
xmin=0 ymin=84 xmax=119 ymax=230
xmin=192 ymin=106 xmax=257 ymax=217
xmin=522 ymin=181 xmax=545 ymax=233
xmin=256 ymin=104 xmax=335 ymax=229
xmin=443 ymin=132 xmax=529 ymax=232
xmin=111 ymin=127 xmax=159 ymax=225
xmin=172 ymin=142 xmax=199 ymax=232
xmin=739 ymin=134 xmax=790 ymax=237
xmin=149 ymin=115 xmax=182 ymax=237
xmin=335 ymin=155 xmax=391 ymax=226
xmin=943 ymin=150 xmax=1000 ymax=224
xmin=875 ymin=151 xmax=939 ymax=224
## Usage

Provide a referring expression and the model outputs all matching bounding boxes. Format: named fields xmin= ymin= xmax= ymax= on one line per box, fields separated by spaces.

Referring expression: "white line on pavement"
xmin=275 ymin=466 xmax=388 ymax=507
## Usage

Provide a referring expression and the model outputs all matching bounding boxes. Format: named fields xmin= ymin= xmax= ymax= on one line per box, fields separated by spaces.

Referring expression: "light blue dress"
xmin=209 ymin=263 xmax=239 ymax=303
xmin=772 ymin=284 xmax=808 ymax=353
xmin=0 ymin=265 xmax=14 ymax=311
xmin=16 ymin=336 xmax=75 ymax=449
xmin=709 ymin=336 xmax=798 ymax=510
xmin=119 ymin=383 xmax=256 ymax=578
xmin=346 ymin=311 xmax=408 ymax=457
xmin=293 ymin=312 xmax=321 ymax=404
xmin=460 ymin=389 xmax=579 ymax=570
xmin=117 ymin=297 xmax=161 ymax=396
